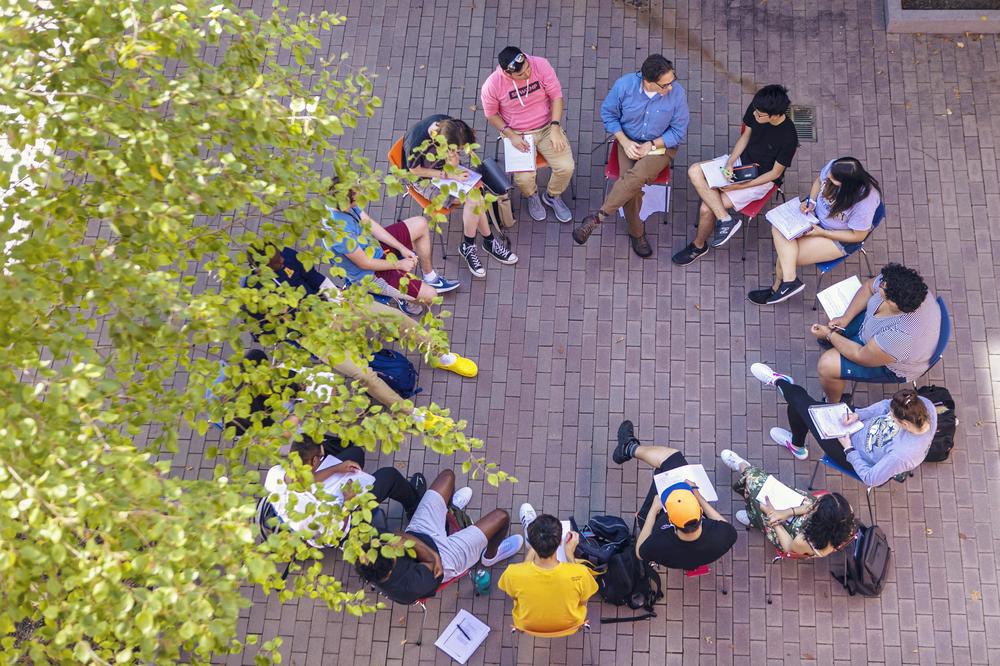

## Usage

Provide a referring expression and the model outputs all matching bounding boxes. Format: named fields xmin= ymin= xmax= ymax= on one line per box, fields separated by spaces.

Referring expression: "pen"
xmin=457 ymin=622 xmax=471 ymax=641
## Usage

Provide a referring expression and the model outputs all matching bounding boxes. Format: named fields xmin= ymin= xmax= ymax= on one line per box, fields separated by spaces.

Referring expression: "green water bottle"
xmin=472 ymin=567 xmax=491 ymax=595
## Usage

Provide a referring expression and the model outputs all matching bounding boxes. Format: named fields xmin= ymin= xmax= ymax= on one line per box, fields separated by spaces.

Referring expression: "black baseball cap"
xmin=498 ymin=46 xmax=526 ymax=73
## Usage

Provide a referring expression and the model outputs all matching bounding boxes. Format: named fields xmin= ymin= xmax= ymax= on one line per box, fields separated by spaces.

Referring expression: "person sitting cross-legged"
xmin=355 ymin=469 xmax=523 ymax=605
xmin=612 ymin=420 xmax=737 ymax=570
xmin=498 ymin=506 xmax=598 ymax=637
xmin=750 ymin=363 xmax=937 ymax=487
xmin=673 ymin=84 xmax=799 ymax=266
xmin=719 ymin=449 xmax=856 ymax=558
xmin=263 ymin=436 xmax=427 ymax=547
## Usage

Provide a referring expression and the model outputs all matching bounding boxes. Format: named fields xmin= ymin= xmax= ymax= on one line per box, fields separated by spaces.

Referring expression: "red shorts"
xmin=375 ymin=220 xmax=423 ymax=299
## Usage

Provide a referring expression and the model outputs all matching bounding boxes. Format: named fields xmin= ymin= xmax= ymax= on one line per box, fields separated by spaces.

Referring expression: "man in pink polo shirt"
xmin=481 ymin=46 xmax=575 ymax=224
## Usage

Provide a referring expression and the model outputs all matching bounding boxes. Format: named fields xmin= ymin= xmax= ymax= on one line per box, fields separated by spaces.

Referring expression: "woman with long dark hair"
xmin=749 ymin=156 xmax=883 ymax=305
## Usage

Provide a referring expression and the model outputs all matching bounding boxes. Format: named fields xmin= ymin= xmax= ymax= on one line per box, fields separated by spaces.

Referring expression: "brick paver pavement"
xmin=213 ymin=0 xmax=1000 ymax=663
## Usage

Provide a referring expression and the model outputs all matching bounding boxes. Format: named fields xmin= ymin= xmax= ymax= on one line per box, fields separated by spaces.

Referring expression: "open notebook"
xmin=808 ymin=403 xmax=865 ymax=439
xmin=817 ymin=275 xmax=863 ymax=320
xmin=700 ymin=154 xmax=731 ymax=189
xmin=765 ymin=197 xmax=819 ymax=240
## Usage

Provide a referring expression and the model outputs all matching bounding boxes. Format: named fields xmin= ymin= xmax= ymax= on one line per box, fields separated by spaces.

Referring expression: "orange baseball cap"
xmin=660 ymin=482 xmax=703 ymax=529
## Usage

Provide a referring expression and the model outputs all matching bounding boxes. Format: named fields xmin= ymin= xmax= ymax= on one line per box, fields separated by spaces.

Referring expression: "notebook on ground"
xmin=817 ymin=275 xmax=863 ymax=320
xmin=653 ymin=463 xmax=718 ymax=502
xmin=502 ymin=134 xmax=536 ymax=172
xmin=808 ymin=403 xmax=865 ymax=439
xmin=435 ymin=609 xmax=490 ymax=664
xmin=700 ymin=154 xmax=731 ymax=189
xmin=766 ymin=197 xmax=819 ymax=240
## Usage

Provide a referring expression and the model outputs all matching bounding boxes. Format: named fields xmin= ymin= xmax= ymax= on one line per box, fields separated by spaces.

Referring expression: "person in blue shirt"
xmin=571 ymin=54 xmax=689 ymax=258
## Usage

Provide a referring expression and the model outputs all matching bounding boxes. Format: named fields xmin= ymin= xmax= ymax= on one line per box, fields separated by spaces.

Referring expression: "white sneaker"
xmin=735 ymin=510 xmax=751 ymax=527
xmin=481 ymin=534 xmax=524 ymax=567
xmin=750 ymin=362 xmax=793 ymax=386
xmin=519 ymin=503 xmax=537 ymax=534
xmin=770 ymin=427 xmax=809 ymax=461
xmin=720 ymin=449 xmax=748 ymax=472
xmin=451 ymin=487 xmax=473 ymax=510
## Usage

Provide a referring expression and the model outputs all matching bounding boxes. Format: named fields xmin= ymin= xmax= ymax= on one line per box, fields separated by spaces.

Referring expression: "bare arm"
xmin=634 ymin=502 xmax=661 ymax=558
xmin=726 ymin=127 xmax=752 ymax=169
xmin=830 ymin=334 xmax=896 ymax=367
xmin=691 ymin=487 xmax=726 ymax=522
xmin=398 ymin=532 xmax=443 ymax=577
xmin=810 ymin=227 xmax=869 ymax=244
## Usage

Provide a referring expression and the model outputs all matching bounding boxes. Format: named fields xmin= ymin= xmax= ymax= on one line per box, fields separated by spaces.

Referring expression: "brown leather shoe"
xmin=630 ymin=233 xmax=653 ymax=258
xmin=572 ymin=214 xmax=601 ymax=245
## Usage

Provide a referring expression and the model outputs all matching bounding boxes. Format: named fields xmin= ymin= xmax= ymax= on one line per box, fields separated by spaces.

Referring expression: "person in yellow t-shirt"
xmin=498 ymin=507 xmax=598 ymax=637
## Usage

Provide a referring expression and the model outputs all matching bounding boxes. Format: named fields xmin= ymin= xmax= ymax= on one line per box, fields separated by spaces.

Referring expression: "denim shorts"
xmin=840 ymin=355 xmax=905 ymax=383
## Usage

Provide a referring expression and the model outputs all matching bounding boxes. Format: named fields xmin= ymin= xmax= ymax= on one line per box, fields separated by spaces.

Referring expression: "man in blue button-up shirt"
xmin=571 ymin=55 xmax=689 ymax=258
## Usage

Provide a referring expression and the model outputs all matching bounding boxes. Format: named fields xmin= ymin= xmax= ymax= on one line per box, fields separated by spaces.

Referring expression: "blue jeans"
xmin=837 ymin=312 xmax=905 ymax=383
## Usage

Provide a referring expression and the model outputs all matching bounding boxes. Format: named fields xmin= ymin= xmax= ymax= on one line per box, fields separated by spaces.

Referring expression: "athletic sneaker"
xmin=519 ymin=503 xmax=537 ymax=533
xmin=747 ymin=287 xmax=774 ymax=306
xmin=395 ymin=298 xmax=425 ymax=316
xmin=541 ymin=191 xmax=572 ymax=223
xmin=671 ymin=242 xmax=709 ymax=266
xmin=459 ymin=242 xmax=486 ymax=278
xmin=765 ymin=279 xmax=805 ymax=304
xmin=750 ymin=362 xmax=794 ymax=386
xmin=482 ymin=236 xmax=518 ymax=265
xmin=613 ymin=420 xmax=640 ymax=464
xmin=406 ymin=473 xmax=427 ymax=519
xmin=735 ymin=510 xmax=751 ymax=527
xmin=451 ymin=486 xmax=473 ymax=511
xmin=526 ymin=193 xmax=547 ymax=221
xmin=720 ymin=449 xmax=748 ymax=472
xmin=770 ymin=427 xmax=809 ymax=461
xmin=709 ymin=217 xmax=742 ymax=248
xmin=432 ymin=353 xmax=478 ymax=378
xmin=424 ymin=274 xmax=461 ymax=294
xmin=481 ymin=534 xmax=524 ymax=567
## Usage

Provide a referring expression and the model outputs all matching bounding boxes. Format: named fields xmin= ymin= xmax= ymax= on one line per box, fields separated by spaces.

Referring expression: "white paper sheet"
xmin=653 ymin=464 xmax=718 ymax=502
xmin=817 ymin=275 xmax=864 ymax=320
xmin=432 ymin=166 xmax=482 ymax=195
xmin=502 ymin=134 xmax=536 ymax=172
xmin=555 ymin=520 xmax=573 ymax=563
xmin=435 ymin=609 xmax=490 ymax=665
xmin=808 ymin=403 xmax=865 ymax=439
xmin=617 ymin=183 xmax=668 ymax=221
xmin=700 ymin=154 xmax=732 ymax=189
xmin=754 ymin=475 xmax=806 ymax=512
xmin=765 ymin=197 xmax=819 ymax=240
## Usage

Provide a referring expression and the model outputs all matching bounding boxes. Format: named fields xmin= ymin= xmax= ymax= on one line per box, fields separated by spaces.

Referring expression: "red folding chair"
xmin=727 ymin=123 xmax=786 ymax=260
xmin=604 ymin=139 xmax=673 ymax=223
xmin=684 ymin=556 xmax=729 ymax=595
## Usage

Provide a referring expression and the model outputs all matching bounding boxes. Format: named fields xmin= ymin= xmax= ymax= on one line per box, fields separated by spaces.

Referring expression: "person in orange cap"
xmin=613 ymin=420 xmax=737 ymax=570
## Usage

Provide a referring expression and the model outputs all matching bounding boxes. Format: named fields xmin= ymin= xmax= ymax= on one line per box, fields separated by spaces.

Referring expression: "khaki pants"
xmin=600 ymin=143 xmax=676 ymax=238
xmin=511 ymin=124 xmax=575 ymax=198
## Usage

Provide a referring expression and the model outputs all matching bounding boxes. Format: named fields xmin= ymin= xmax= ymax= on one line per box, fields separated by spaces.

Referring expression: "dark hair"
xmin=752 ymin=84 xmax=791 ymax=117
xmin=355 ymin=551 xmax=394 ymax=584
xmin=880 ymin=263 xmax=928 ymax=313
xmin=243 ymin=349 xmax=269 ymax=364
xmin=290 ymin=435 xmax=323 ymax=465
xmin=526 ymin=514 xmax=562 ymax=558
xmin=640 ymin=54 xmax=674 ymax=82
xmin=823 ymin=157 xmax=883 ymax=218
xmin=677 ymin=517 xmax=702 ymax=534
xmin=436 ymin=118 xmax=476 ymax=149
xmin=890 ymin=387 xmax=929 ymax=428
xmin=802 ymin=493 xmax=855 ymax=550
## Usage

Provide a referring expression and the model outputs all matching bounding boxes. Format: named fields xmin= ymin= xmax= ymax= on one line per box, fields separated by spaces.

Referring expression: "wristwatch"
xmin=550 ymin=121 xmax=561 ymax=127
xmin=844 ymin=446 xmax=855 ymax=456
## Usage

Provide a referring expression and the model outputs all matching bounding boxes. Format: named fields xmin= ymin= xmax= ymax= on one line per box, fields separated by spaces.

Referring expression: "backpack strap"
xmin=600 ymin=612 xmax=657 ymax=624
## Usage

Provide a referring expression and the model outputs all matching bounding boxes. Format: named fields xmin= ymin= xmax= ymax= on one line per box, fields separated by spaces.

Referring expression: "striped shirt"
xmin=859 ymin=275 xmax=941 ymax=380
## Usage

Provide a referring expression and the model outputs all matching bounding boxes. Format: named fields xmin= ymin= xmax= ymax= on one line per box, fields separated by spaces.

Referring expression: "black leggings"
xmin=370 ymin=467 xmax=418 ymax=514
xmin=777 ymin=380 xmax=851 ymax=469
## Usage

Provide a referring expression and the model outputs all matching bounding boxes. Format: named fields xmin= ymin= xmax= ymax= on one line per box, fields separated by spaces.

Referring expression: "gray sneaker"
xmin=525 ymin=193 xmax=547 ymax=221
xmin=710 ymin=217 xmax=742 ymax=248
xmin=541 ymin=191 xmax=572 ymax=223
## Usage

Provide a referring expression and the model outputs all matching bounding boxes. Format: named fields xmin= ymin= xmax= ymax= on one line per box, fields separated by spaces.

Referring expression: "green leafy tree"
xmin=0 ymin=0 xmax=511 ymax=663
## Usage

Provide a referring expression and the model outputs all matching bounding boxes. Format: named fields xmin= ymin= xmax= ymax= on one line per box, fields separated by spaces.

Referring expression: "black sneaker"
xmin=613 ymin=420 xmax=639 ymax=464
xmin=709 ymin=217 xmax=742 ymax=248
xmin=459 ymin=242 xmax=486 ymax=278
xmin=406 ymin=473 xmax=427 ymax=519
xmin=765 ymin=279 xmax=805 ymax=304
xmin=671 ymin=242 xmax=709 ymax=266
xmin=747 ymin=287 xmax=775 ymax=305
xmin=482 ymin=236 xmax=519 ymax=265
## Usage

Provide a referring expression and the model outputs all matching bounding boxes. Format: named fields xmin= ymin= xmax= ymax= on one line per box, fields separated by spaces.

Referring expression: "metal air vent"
xmin=789 ymin=105 xmax=817 ymax=142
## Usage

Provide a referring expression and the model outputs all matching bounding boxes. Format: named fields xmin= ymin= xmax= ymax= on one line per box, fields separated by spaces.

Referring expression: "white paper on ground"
xmin=700 ymin=154 xmax=731 ymax=189
xmin=808 ymin=403 xmax=865 ymax=439
xmin=502 ymin=134 xmax=536 ymax=172
xmin=653 ymin=464 xmax=718 ymax=502
xmin=817 ymin=275 xmax=864 ymax=320
xmin=765 ymin=197 xmax=819 ymax=240
xmin=617 ymin=183 xmax=668 ymax=221
xmin=755 ymin=475 xmax=806 ymax=512
xmin=435 ymin=609 xmax=490 ymax=665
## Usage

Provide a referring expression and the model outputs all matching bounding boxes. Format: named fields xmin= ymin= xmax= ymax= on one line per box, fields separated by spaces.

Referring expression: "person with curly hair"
xmin=809 ymin=262 xmax=941 ymax=402
xmin=719 ymin=449 xmax=856 ymax=557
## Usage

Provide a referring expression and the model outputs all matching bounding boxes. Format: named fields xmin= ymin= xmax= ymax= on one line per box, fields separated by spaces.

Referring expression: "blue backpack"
xmin=369 ymin=349 xmax=421 ymax=398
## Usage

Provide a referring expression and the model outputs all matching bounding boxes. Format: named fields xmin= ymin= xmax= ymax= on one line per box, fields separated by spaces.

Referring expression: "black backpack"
xmin=917 ymin=385 xmax=957 ymax=462
xmin=597 ymin=543 xmax=663 ymax=620
xmin=573 ymin=515 xmax=630 ymax=567
xmin=832 ymin=523 xmax=891 ymax=597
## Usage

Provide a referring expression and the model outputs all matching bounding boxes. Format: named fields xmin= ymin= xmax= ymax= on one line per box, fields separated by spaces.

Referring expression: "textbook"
xmin=817 ymin=275 xmax=863 ymax=320
xmin=808 ymin=403 xmax=865 ymax=439
xmin=502 ymin=134 xmax=536 ymax=172
xmin=765 ymin=197 xmax=819 ymax=240
xmin=700 ymin=154 xmax=731 ymax=189
xmin=653 ymin=464 xmax=718 ymax=502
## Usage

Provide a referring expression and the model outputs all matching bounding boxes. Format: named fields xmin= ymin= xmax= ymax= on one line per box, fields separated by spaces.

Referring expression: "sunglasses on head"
xmin=505 ymin=52 xmax=526 ymax=73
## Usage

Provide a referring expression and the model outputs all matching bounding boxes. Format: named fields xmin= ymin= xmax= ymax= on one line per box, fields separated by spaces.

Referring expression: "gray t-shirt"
xmin=859 ymin=275 xmax=941 ymax=380
xmin=815 ymin=160 xmax=881 ymax=233
xmin=846 ymin=396 xmax=937 ymax=487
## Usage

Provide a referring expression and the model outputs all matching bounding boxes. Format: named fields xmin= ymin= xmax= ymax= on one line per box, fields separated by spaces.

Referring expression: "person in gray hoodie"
xmin=751 ymin=362 xmax=937 ymax=487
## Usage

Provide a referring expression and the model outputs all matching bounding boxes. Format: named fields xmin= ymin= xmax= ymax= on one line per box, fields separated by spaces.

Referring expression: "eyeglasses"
xmin=652 ymin=75 xmax=676 ymax=91
xmin=504 ymin=52 xmax=526 ymax=73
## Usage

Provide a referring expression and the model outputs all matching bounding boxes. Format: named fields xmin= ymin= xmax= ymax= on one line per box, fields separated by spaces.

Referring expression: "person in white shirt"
xmin=264 ymin=437 xmax=425 ymax=546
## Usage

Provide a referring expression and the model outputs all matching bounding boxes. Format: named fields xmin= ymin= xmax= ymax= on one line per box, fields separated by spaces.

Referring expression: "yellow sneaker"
xmin=433 ymin=353 xmax=478 ymax=378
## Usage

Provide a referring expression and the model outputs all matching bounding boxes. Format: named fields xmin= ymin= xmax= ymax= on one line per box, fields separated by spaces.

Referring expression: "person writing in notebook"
xmin=481 ymin=46 xmax=574 ymax=223
xmin=498 ymin=508 xmax=598 ymax=637
xmin=673 ymin=84 xmax=799 ymax=266
xmin=571 ymin=54 xmax=690 ymax=258
xmin=749 ymin=362 xmax=937 ymax=487
xmin=748 ymin=157 xmax=883 ymax=305
xmin=611 ymin=420 xmax=736 ymax=570
xmin=718 ymin=449 xmax=856 ymax=558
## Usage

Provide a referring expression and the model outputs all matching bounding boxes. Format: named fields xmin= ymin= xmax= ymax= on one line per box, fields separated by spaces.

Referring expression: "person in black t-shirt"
xmin=612 ymin=420 xmax=737 ymax=571
xmin=673 ymin=84 xmax=799 ymax=266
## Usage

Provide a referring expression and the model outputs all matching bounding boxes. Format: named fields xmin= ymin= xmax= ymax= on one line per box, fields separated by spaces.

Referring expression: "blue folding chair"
xmin=812 ymin=201 xmax=886 ymax=311
xmin=807 ymin=454 xmax=912 ymax=522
